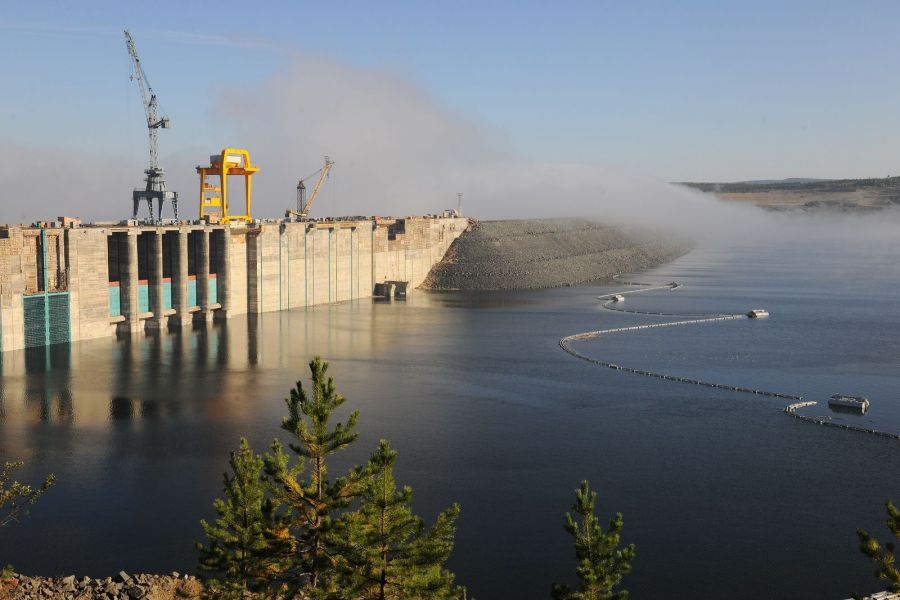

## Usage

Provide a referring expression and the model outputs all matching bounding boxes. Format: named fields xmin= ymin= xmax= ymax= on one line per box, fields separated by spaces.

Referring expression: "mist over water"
xmin=4 ymin=49 xmax=899 ymax=251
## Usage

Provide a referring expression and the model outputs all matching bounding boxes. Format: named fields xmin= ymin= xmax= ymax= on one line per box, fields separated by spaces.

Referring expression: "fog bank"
xmin=2 ymin=52 xmax=899 ymax=249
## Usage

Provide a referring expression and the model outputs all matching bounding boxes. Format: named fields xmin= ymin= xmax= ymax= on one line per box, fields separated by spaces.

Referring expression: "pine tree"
xmin=856 ymin=499 xmax=900 ymax=594
xmin=197 ymin=438 xmax=288 ymax=598
xmin=1 ymin=461 xmax=55 ymax=579
xmin=552 ymin=480 xmax=635 ymax=600
xmin=264 ymin=357 xmax=364 ymax=597
xmin=0 ymin=461 xmax=55 ymax=529
xmin=335 ymin=439 xmax=462 ymax=600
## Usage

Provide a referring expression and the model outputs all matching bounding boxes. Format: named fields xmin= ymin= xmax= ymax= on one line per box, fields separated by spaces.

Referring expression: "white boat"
xmin=611 ymin=294 xmax=625 ymax=302
xmin=828 ymin=394 xmax=869 ymax=414
xmin=747 ymin=309 xmax=769 ymax=318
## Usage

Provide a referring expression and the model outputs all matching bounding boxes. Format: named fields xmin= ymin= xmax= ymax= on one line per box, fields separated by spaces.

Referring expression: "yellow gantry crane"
xmin=197 ymin=148 xmax=260 ymax=224
xmin=286 ymin=156 xmax=334 ymax=220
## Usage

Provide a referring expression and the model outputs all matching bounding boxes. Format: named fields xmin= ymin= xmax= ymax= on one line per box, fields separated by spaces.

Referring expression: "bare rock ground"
xmin=421 ymin=218 xmax=692 ymax=291
xmin=0 ymin=571 xmax=203 ymax=600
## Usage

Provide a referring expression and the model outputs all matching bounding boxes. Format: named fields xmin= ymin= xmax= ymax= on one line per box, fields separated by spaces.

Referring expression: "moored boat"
xmin=828 ymin=394 xmax=869 ymax=414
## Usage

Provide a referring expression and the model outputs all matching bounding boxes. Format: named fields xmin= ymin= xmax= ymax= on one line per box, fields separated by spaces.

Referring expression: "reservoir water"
xmin=1 ymin=239 xmax=899 ymax=599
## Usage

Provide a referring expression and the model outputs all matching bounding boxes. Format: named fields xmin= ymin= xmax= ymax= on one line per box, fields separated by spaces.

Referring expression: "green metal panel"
xmin=188 ymin=279 xmax=198 ymax=306
xmin=47 ymin=293 xmax=70 ymax=344
xmin=109 ymin=286 xmax=121 ymax=316
xmin=138 ymin=283 xmax=149 ymax=313
xmin=208 ymin=276 xmax=217 ymax=303
xmin=24 ymin=293 xmax=71 ymax=348
xmin=23 ymin=296 xmax=47 ymax=348
xmin=163 ymin=280 xmax=173 ymax=309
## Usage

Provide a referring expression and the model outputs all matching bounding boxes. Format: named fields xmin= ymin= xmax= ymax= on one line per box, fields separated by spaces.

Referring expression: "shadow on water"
xmin=423 ymin=289 xmax=540 ymax=309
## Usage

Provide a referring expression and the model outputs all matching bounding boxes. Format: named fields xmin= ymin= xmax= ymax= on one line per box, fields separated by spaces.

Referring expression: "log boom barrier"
xmin=559 ymin=282 xmax=900 ymax=441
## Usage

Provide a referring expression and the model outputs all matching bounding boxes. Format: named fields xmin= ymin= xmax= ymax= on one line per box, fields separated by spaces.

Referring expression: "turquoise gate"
xmin=23 ymin=229 xmax=70 ymax=348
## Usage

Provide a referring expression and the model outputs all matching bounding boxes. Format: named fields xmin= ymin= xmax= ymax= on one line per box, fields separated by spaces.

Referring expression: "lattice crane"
xmin=286 ymin=156 xmax=334 ymax=220
xmin=124 ymin=30 xmax=177 ymax=222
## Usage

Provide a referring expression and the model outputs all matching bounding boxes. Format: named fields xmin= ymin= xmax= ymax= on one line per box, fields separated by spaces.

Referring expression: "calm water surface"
xmin=2 ymin=239 xmax=899 ymax=599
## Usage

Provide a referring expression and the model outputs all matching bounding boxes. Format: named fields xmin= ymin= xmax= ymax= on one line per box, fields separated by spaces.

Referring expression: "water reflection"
xmin=13 ymin=345 xmax=75 ymax=424
xmin=24 ymin=344 xmax=71 ymax=374
xmin=0 ymin=299 xmax=451 ymax=430
xmin=0 ymin=321 xmax=245 ymax=428
xmin=1 ymin=256 xmax=900 ymax=600
xmin=110 ymin=396 xmax=134 ymax=420
xmin=425 ymin=289 xmax=538 ymax=309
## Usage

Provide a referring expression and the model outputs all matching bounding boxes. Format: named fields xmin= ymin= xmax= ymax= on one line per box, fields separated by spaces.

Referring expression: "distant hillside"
xmin=680 ymin=176 xmax=900 ymax=194
xmin=678 ymin=176 xmax=900 ymax=212
xmin=735 ymin=178 xmax=831 ymax=186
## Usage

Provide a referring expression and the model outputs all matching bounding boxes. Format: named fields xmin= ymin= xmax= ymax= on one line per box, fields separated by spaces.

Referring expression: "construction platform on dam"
xmin=0 ymin=216 xmax=468 ymax=352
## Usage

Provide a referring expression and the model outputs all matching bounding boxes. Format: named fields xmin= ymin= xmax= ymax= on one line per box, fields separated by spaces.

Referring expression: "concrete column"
xmin=195 ymin=229 xmax=213 ymax=323
xmin=117 ymin=231 xmax=142 ymax=335
xmin=215 ymin=228 xmax=231 ymax=321
xmin=169 ymin=229 xmax=192 ymax=328
xmin=146 ymin=231 xmax=166 ymax=330
xmin=63 ymin=229 xmax=80 ymax=342
xmin=247 ymin=231 xmax=260 ymax=313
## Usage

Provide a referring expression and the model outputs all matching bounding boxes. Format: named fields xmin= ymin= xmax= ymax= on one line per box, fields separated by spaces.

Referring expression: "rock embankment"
xmin=421 ymin=219 xmax=692 ymax=291
xmin=0 ymin=571 xmax=203 ymax=600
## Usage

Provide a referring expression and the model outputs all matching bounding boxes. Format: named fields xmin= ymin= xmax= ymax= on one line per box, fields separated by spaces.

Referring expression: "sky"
xmin=2 ymin=1 xmax=900 ymax=222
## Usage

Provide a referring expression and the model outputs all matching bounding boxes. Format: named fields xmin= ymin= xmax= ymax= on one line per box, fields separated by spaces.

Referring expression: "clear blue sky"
xmin=3 ymin=0 xmax=900 ymax=182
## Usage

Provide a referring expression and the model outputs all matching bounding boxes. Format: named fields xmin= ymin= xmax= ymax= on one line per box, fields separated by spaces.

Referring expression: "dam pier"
xmin=0 ymin=216 xmax=468 ymax=352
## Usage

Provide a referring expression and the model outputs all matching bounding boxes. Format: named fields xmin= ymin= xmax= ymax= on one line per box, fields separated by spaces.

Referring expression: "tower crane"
xmin=124 ymin=30 xmax=177 ymax=222
xmin=286 ymin=156 xmax=334 ymax=220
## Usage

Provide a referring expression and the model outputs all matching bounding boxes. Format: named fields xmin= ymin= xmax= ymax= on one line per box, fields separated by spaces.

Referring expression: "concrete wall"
xmin=0 ymin=216 xmax=468 ymax=352
xmin=68 ymin=227 xmax=115 ymax=342
xmin=0 ymin=227 xmax=28 ymax=352
xmin=220 ymin=216 xmax=467 ymax=316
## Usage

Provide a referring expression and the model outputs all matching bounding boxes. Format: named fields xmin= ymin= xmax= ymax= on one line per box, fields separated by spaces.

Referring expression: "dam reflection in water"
xmin=1 ymin=320 xmax=250 ymax=428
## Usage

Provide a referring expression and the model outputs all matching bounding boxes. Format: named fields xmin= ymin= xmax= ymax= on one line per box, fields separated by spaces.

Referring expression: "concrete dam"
xmin=0 ymin=216 xmax=468 ymax=352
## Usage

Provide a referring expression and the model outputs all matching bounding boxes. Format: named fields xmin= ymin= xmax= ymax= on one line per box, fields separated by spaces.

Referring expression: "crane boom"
xmin=303 ymin=156 xmax=334 ymax=216
xmin=287 ymin=156 xmax=334 ymax=220
xmin=124 ymin=30 xmax=170 ymax=169
xmin=124 ymin=30 xmax=177 ymax=222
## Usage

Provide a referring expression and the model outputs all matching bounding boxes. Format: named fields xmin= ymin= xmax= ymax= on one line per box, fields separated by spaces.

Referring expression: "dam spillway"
xmin=0 ymin=216 xmax=469 ymax=352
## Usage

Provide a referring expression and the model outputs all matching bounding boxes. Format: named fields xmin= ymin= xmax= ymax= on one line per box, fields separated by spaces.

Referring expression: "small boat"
xmin=747 ymin=309 xmax=769 ymax=318
xmin=611 ymin=294 xmax=625 ymax=303
xmin=828 ymin=394 xmax=869 ymax=414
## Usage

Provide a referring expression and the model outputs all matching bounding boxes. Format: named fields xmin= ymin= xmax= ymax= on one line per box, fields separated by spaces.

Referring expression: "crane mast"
xmin=124 ymin=30 xmax=177 ymax=222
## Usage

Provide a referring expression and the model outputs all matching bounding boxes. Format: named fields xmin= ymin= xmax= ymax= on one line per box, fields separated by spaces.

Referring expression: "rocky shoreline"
xmin=421 ymin=218 xmax=693 ymax=291
xmin=0 ymin=571 xmax=203 ymax=600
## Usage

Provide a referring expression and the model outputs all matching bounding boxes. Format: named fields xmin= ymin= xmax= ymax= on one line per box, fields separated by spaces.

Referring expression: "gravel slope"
xmin=421 ymin=218 xmax=692 ymax=291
